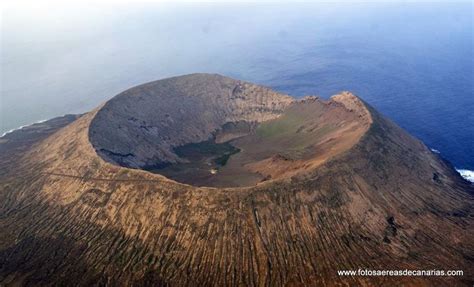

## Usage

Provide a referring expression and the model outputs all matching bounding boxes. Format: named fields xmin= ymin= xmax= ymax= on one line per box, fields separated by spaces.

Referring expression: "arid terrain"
xmin=0 ymin=74 xmax=473 ymax=286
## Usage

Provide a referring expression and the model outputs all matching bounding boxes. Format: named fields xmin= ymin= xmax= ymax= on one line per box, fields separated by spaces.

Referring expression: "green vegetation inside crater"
xmin=213 ymin=148 xmax=241 ymax=166
xmin=256 ymin=111 xmax=307 ymax=139
xmin=174 ymin=139 xmax=240 ymax=166
xmin=149 ymin=138 xmax=243 ymax=187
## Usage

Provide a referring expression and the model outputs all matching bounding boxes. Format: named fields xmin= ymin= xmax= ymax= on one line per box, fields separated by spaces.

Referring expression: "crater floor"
xmin=150 ymin=97 xmax=370 ymax=187
xmin=89 ymin=74 xmax=371 ymax=188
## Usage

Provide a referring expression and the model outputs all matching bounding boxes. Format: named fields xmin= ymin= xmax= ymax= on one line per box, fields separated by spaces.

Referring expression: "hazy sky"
xmin=0 ymin=0 xmax=473 ymax=151
xmin=1 ymin=2 xmax=366 ymax=131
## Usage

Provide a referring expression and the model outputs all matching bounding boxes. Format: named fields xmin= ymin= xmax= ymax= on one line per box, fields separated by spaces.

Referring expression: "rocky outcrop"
xmin=331 ymin=91 xmax=373 ymax=125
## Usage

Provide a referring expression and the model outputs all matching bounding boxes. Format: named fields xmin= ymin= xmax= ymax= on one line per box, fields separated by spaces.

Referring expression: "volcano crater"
xmin=89 ymin=74 xmax=371 ymax=188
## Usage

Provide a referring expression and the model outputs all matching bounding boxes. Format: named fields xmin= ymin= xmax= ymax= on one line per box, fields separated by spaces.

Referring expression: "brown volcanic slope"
xmin=0 ymin=74 xmax=473 ymax=286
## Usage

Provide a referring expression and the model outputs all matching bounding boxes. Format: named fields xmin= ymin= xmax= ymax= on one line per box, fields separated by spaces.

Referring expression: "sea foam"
xmin=456 ymin=169 xmax=474 ymax=183
xmin=430 ymin=147 xmax=473 ymax=183
xmin=1 ymin=119 xmax=48 ymax=138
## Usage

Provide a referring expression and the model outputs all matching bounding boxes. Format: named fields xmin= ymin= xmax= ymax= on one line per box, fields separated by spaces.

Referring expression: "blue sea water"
xmin=1 ymin=2 xmax=473 ymax=172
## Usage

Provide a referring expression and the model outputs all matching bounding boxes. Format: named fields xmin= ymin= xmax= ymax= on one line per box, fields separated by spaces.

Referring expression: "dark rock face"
xmin=0 ymin=74 xmax=473 ymax=286
xmin=89 ymin=74 xmax=293 ymax=168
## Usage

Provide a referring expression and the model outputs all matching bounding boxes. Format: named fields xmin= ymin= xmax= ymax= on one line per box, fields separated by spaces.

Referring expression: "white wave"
xmin=456 ymin=169 xmax=474 ymax=183
xmin=430 ymin=148 xmax=473 ymax=183
xmin=1 ymin=119 xmax=49 ymax=138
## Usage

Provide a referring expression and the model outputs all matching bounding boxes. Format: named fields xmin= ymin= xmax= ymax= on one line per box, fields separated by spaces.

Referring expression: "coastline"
xmin=1 ymin=119 xmax=49 ymax=138
xmin=456 ymin=169 xmax=474 ymax=183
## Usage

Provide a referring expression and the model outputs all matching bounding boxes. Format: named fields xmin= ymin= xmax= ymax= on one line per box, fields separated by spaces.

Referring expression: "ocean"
xmin=1 ymin=2 xmax=473 ymax=175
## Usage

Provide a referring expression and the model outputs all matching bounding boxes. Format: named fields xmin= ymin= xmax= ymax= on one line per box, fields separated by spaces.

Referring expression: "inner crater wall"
xmin=88 ymin=74 xmax=294 ymax=168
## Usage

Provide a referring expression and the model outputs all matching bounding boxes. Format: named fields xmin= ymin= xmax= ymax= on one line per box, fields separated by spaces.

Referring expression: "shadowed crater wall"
xmin=89 ymin=74 xmax=292 ymax=167
xmin=89 ymin=74 xmax=371 ymax=187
